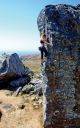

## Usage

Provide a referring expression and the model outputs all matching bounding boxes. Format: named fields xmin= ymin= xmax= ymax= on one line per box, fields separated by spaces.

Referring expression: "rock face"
xmin=0 ymin=53 xmax=30 ymax=88
xmin=37 ymin=4 xmax=80 ymax=128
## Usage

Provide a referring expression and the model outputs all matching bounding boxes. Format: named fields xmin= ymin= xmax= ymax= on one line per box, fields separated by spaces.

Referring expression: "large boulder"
xmin=0 ymin=53 xmax=30 ymax=88
xmin=37 ymin=4 xmax=80 ymax=128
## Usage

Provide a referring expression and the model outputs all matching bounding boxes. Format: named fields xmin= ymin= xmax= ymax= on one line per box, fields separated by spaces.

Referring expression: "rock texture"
xmin=37 ymin=4 xmax=80 ymax=128
xmin=13 ymin=74 xmax=43 ymax=96
xmin=0 ymin=53 xmax=30 ymax=88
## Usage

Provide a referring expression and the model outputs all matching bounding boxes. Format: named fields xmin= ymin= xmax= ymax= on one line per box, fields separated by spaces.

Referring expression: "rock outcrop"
xmin=37 ymin=4 xmax=80 ymax=128
xmin=13 ymin=74 xmax=43 ymax=96
xmin=0 ymin=53 xmax=31 ymax=88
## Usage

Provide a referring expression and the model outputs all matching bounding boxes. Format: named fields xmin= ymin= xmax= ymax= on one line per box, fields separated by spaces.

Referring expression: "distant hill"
xmin=20 ymin=54 xmax=40 ymax=61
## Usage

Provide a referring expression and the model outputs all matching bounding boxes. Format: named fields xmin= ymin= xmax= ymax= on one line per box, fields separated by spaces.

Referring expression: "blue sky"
xmin=0 ymin=0 xmax=80 ymax=53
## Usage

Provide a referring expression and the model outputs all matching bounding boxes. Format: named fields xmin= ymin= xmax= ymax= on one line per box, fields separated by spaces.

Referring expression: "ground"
xmin=0 ymin=90 xmax=43 ymax=128
xmin=0 ymin=54 xmax=43 ymax=128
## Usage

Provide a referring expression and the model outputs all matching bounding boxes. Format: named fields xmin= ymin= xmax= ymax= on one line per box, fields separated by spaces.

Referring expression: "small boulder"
xmin=17 ymin=104 xmax=25 ymax=109
xmin=21 ymin=84 xmax=34 ymax=94
xmin=34 ymin=83 xmax=43 ymax=96
xmin=0 ymin=110 xmax=2 ymax=121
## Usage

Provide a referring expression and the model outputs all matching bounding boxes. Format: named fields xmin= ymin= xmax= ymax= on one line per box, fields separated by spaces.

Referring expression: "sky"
xmin=0 ymin=0 xmax=80 ymax=53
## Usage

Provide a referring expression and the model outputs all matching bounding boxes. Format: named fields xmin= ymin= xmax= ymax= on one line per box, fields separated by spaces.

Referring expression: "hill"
xmin=21 ymin=54 xmax=41 ymax=74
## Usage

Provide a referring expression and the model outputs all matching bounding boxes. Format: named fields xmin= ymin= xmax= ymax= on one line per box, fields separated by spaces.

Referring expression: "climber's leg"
xmin=43 ymin=46 xmax=48 ymax=61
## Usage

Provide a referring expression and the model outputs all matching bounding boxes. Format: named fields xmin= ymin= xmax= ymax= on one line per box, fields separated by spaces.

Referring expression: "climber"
xmin=39 ymin=32 xmax=48 ymax=64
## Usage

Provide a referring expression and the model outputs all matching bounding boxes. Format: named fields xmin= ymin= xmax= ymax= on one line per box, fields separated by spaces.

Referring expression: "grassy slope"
xmin=22 ymin=54 xmax=41 ymax=74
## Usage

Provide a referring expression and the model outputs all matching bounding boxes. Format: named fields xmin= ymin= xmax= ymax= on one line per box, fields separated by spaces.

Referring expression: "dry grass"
xmin=0 ymin=90 xmax=43 ymax=128
xmin=22 ymin=54 xmax=41 ymax=74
